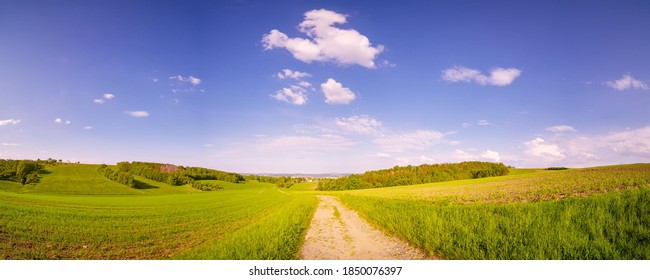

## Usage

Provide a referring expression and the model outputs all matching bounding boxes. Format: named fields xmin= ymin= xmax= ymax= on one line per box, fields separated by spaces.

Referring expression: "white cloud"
xmin=321 ymin=78 xmax=356 ymax=104
xmin=395 ymin=155 xmax=435 ymax=166
xmin=523 ymin=137 xmax=565 ymax=162
xmin=0 ymin=119 xmax=20 ymax=126
xmin=442 ymin=66 xmax=521 ymax=86
xmin=53 ymin=118 xmax=71 ymax=125
xmin=478 ymin=120 xmax=492 ymax=126
xmin=335 ymin=115 xmax=382 ymax=134
xmin=374 ymin=130 xmax=445 ymax=153
xmin=452 ymin=149 xmax=474 ymax=161
xmin=124 ymin=111 xmax=150 ymax=118
xmin=83 ymin=126 xmax=93 ymax=130
xmin=381 ymin=60 xmax=396 ymax=68
xmin=605 ymin=74 xmax=648 ymax=91
xmin=297 ymin=81 xmax=312 ymax=88
xmin=170 ymin=75 xmax=201 ymax=85
xmin=95 ymin=93 xmax=115 ymax=104
xmin=262 ymin=9 xmax=384 ymax=68
xmin=271 ymin=87 xmax=308 ymax=105
xmin=598 ymin=126 xmax=650 ymax=157
xmin=480 ymin=150 xmax=501 ymax=162
xmin=277 ymin=69 xmax=311 ymax=80
xmin=374 ymin=152 xmax=392 ymax=158
xmin=546 ymin=125 xmax=577 ymax=133
xmin=1 ymin=143 xmax=20 ymax=146
xmin=461 ymin=122 xmax=472 ymax=128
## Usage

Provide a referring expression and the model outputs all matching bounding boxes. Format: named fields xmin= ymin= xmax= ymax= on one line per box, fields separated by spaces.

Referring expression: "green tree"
xmin=16 ymin=160 xmax=38 ymax=185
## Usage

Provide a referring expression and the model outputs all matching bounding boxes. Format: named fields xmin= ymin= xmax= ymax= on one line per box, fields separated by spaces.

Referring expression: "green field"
xmin=1 ymin=163 xmax=649 ymax=259
xmin=334 ymin=164 xmax=650 ymax=259
xmin=0 ymin=164 xmax=316 ymax=259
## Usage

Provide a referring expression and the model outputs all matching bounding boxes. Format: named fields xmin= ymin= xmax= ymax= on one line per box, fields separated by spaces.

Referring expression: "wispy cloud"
xmin=1 ymin=143 xmax=20 ymax=146
xmin=170 ymin=75 xmax=201 ymax=86
xmin=452 ymin=149 xmax=501 ymax=162
xmin=442 ymin=65 xmax=521 ymax=86
xmin=124 ymin=111 xmax=150 ymax=118
xmin=255 ymin=134 xmax=357 ymax=154
xmin=374 ymin=130 xmax=445 ymax=153
xmin=94 ymin=93 xmax=115 ymax=104
xmin=0 ymin=119 xmax=20 ymax=126
xmin=321 ymin=78 xmax=356 ymax=104
xmin=276 ymin=69 xmax=311 ymax=80
xmin=546 ymin=125 xmax=577 ymax=133
xmin=478 ymin=120 xmax=492 ymax=126
xmin=262 ymin=9 xmax=384 ymax=68
xmin=271 ymin=86 xmax=308 ymax=105
xmin=523 ymin=137 xmax=566 ymax=161
xmin=335 ymin=115 xmax=382 ymax=134
xmin=83 ymin=126 xmax=93 ymax=130
xmin=605 ymin=74 xmax=648 ymax=91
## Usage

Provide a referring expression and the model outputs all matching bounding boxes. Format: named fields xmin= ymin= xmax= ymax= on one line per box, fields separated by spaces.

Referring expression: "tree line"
xmin=317 ymin=161 xmax=510 ymax=191
xmin=101 ymin=161 xmax=241 ymax=191
xmin=97 ymin=164 xmax=135 ymax=187
xmin=0 ymin=159 xmax=48 ymax=185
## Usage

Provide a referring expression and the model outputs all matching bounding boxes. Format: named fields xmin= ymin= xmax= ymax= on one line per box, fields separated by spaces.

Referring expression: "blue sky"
xmin=1 ymin=0 xmax=649 ymax=173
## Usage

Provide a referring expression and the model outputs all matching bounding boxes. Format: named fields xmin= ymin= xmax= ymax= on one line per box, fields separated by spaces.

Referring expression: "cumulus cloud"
xmin=94 ymin=99 xmax=105 ymax=104
xmin=335 ymin=115 xmax=382 ymax=134
xmin=546 ymin=125 xmax=577 ymax=133
xmin=103 ymin=93 xmax=115 ymax=99
xmin=124 ymin=111 xmax=150 ymax=118
xmin=480 ymin=150 xmax=501 ymax=162
xmin=170 ymin=75 xmax=201 ymax=86
xmin=262 ymin=9 xmax=384 ymax=68
xmin=321 ymin=78 xmax=356 ymax=104
xmin=374 ymin=130 xmax=445 ymax=153
xmin=598 ymin=126 xmax=650 ymax=157
xmin=451 ymin=149 xmax=500 ymax=162
xmin=523 ymin=137 xmax=565 ymax=161
xmin=0 ymin=119 xmax=20 ymax=126
xmin=271 ymin=86 xmax=308 ymax=105
xmin=605 ymin=74 xmax=648 ymax=91
xmin=277 ymin=69 xmax=311 ymax=80
xmin=442 ymin=66 xmax=521 ymax=86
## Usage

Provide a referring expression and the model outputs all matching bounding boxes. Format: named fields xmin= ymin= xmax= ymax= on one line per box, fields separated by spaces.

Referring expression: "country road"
xmin=299 ymin=195 xmax=429 ymax=260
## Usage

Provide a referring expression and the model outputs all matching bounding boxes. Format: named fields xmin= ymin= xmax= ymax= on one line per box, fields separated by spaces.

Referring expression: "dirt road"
xmin=299 ymin=195 xmax=428 ymax=260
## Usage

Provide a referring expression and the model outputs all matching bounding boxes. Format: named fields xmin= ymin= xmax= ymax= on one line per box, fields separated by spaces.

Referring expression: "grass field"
xmin=0 ymin=165 xmax=317 ymax=259
xmin=334 ymin=164 xmax=650 ymax=259
xmin=1 ymin=163 xmax=649 ymax=259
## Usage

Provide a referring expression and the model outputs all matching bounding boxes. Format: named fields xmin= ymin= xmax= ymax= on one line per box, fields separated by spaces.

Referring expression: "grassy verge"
xmin=175 ymin=194 xmax=317 ymax=259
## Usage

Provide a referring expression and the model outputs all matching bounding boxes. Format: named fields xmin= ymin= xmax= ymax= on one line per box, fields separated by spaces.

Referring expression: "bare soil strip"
xmin=299 ymin=195 xmax=428 ymax=260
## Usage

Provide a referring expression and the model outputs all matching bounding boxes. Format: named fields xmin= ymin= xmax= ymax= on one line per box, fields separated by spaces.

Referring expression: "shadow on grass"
xmin=38 ymin=170 xmax=53 ymax=175
xmin=133 ymin=180 xmax=159 ymax=190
